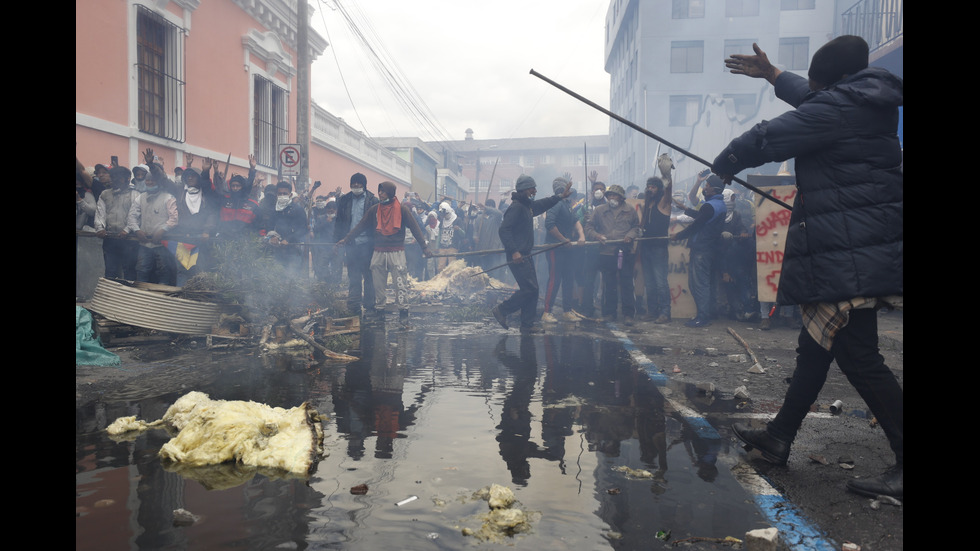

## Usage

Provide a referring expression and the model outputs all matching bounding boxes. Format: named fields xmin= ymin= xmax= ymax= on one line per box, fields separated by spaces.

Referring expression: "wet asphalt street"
xmin=77 ymin=306 xmax=903 ymax=550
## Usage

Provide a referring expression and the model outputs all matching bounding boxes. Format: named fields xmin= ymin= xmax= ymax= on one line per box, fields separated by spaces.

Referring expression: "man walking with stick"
xmin=714 ymin=36 xmax=903 ymax=499
xmin=491 ymin=175 xmax=572 ymax=335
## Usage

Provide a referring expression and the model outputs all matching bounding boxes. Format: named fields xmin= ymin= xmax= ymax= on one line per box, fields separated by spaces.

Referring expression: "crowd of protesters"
xmin=77 ymin=151 xmax=768 ymax=330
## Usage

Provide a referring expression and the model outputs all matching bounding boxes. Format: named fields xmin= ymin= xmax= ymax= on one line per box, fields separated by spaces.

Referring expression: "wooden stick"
xmin=288 ymin=322 xmax=358 ymax=362
xmin=727 ymin=326 xmax=763 ymax=370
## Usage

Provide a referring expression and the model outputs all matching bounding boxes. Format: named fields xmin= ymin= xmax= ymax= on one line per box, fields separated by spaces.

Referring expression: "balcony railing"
xmin=841 ymin=0 xmax=903 ymax=52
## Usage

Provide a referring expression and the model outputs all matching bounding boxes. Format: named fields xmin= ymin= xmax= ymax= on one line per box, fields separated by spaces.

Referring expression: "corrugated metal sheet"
xmin=87 ymin=278 xmax=223 ymax=335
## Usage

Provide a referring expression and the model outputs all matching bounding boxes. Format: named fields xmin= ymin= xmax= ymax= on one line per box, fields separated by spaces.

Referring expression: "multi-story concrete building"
xmin=603 ymin=0 xmax=838 ymax=193
xmin=436 ymin=130 xmax=610 ymax=205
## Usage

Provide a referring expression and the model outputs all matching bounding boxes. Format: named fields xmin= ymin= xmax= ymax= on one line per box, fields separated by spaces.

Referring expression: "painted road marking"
xmin=606 ymin=322 xmax=839 ymax=551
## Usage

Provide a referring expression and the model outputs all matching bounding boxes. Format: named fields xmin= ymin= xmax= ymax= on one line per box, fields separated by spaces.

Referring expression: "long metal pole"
xmin=529 ymin=69 xmax=791 ymax=211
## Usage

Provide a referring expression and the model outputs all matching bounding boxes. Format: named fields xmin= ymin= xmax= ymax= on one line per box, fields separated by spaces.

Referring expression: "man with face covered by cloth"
xmin=338 ymin=181 xmax=432 ymax=326
xmin=713 ymin=36 xmax=903 ymax=500
xmin=491 ymin=175 xmax=572 ymax=335
xmin=335 ymin=173 xmax=379 ymax=315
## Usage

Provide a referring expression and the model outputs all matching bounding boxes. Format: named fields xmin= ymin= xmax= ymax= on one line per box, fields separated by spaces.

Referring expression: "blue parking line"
xmin=753 ymin=494 xmax=838 ymax=551
xmin=609 ymin=322 xmax=839 ymax=551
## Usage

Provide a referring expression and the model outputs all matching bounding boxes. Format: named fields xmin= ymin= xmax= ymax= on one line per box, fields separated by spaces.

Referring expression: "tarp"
xmin=76 ymin=306 xmax=120 ymax=367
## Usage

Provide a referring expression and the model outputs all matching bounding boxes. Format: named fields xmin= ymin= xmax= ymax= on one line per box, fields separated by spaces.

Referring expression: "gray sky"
xmin=310 ymin=0 xmax=612 ymax=143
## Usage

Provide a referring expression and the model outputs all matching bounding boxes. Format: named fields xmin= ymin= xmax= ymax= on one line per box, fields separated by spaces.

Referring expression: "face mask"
xmin=186 ymin=186 xmax=201 ymax=195
xmin=351 ymin=187 xmax=364 ymax=196
xmin=381 ymin=197 xmax=392 ymax=204
xmin=607 ymin=199 xmax=620 ymax=208
xmin=594 ymin=190 xmax=604 ymax=200
xmin=276 ymin=195 xmax=292 ymax=211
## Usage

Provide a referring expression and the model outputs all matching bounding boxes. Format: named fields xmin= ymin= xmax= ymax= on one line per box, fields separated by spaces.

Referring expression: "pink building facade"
xmin=76 ymin=0 xmax=414 ymax=198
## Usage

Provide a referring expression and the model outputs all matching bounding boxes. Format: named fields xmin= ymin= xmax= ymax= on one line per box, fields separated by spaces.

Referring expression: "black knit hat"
xmin=808 ymin=35 xmax=869 ymax=87
xmin=516 ymin=175 xmax=536 ymax=191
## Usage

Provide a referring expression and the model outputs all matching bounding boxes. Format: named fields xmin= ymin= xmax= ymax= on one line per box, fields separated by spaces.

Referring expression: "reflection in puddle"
xmin=77 ymin=325 xmax=765 ymax=550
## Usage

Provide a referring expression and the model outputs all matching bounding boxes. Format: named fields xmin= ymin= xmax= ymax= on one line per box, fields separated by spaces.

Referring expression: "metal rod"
xmin=529 ymin=69 xmax=791 ymax=211
xmin=469 ymin=242 xmax=568 ymax=277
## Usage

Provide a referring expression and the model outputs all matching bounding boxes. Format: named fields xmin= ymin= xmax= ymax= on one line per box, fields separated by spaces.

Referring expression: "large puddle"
xmin=76 ymin=324 xmax=770 ymax=550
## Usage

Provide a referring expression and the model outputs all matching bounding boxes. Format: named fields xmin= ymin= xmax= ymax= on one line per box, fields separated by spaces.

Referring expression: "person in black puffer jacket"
xmin=714 ymin=36 xmax=903 ymax=500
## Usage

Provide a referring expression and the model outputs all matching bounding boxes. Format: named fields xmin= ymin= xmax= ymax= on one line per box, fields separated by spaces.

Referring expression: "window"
xmin=672 ymin=0 xmax=705 ymax=19
xmin=136 ymin=5 xmax=185 ymax=141
xmin=254 ymin=75 xmax=289 ymax=167
xmin=669 ymin=95 xmax=701 ymax=126
xmin=781 ymin=0 xmax=815 ymax=9
xmin=671 ymin=41 xmax=704 ymax=73
xmin=726 ymin=0 xmax=760 ymax=17
xmin=779 ymin=37 xmax=810 ymax=70
xmin=723 ymin=94 xmax=757 ymax=119
xmin=724 ymin=39 xmax=757 ymax=59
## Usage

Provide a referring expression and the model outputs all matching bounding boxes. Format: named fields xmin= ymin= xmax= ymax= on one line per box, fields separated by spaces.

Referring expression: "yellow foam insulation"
xmin=613 ymin=465 xmax=654 ymax=478
xmin=462 ymin=484 xmax=539 ymax=542
xmin=412 ymin=259 xmax=508 ymax=296
xmin=108 ymin=391 xmax=325 ymax=476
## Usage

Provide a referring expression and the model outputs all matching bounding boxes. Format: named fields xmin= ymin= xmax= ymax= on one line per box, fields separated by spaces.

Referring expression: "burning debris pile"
xmin=412 ymin=259 xmax=510 ymax=303
xmin=107 ymin=391 xmax=326 ymax=478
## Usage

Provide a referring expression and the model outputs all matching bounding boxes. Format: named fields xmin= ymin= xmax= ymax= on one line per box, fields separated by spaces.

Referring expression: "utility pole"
xmin=296 ymin=0 xmax=310 ymax=194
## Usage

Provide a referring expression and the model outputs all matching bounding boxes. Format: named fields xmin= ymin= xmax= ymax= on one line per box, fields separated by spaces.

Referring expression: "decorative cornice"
xmin=232 ymin=0 xmax=327 ymax=61
xmin=243 ymin=29 xmax=295 ymax=79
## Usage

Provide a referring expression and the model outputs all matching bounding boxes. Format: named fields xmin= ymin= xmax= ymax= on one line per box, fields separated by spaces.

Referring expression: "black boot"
xmin=491 ymin=305 xmax=509 ymax=329
xmin=846 ymin=464 xmax=903 ymax=499
xmin=732 ymin=423 xmax=790 ymax=466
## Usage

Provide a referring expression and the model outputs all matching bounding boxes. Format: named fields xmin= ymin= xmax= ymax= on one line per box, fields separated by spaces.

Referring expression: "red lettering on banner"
xmin=756 ymin=250 xmax=784 ymax=264
xmin=771 ymin=188 xmax=797 ymax=202
xmin=670 ymin=285 xmax=684 ymax=305
xmin=756 ymin=210 xmax=792 ymax=237
xmin=763 ymin=269 xmax=781 ymax=293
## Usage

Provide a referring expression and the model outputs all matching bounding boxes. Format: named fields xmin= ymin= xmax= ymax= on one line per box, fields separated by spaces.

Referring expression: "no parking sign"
xmin=279 ymin=144 xmax=301 ymax=176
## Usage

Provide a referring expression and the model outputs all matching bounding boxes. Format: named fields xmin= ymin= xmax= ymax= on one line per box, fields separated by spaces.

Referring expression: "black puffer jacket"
xmin=713 ymin=68 xmax=903 ymax=305
xmin=499 ymin=192 xmax=562 ymax=256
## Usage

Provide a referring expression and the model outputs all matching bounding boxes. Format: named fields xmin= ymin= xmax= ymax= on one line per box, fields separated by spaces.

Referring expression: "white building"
xmin=603 ymin=0 xmax=838 ymax=193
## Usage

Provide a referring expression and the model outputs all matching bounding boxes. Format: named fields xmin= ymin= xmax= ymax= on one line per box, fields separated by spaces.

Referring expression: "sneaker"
xmin=540 ymin=312 xmax=558 ymax=323
xmin=759 ymin=318 xmax=772 ymax=331
xmin=491 ymin=305 xmax=509 ymax=329
xmin=561 ymin=312 xmax=580 ymax=322
xmin=732 ymin=423 xmax=790 ymax=465
xmin=623 ymin=316 xmax=635 ymax=327
xmin=654 ymin=315 xmax=671 ymax=324
xmin=685 ymin=317 xmax=711 ymax=328
xmin=520 ymin=325 xmax=544 ymax=335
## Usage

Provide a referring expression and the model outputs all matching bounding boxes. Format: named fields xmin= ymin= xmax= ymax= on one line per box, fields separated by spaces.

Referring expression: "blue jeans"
xmin=641 ymin=246 xmax=670 ymax=318
xmin=103 ymin=238 xmax=138 ymax=280
xmin=136 ymin=245 xmax=176 ymax=285
xmin=688 ymin=248 xmax=715 ymax=320
xmin=598 ymin=252 xmax=636 ymax=319
xmin=345 ymin=244 xmax=375 ymax=311
xmin=544 ymin=246 xmax=575 ymax=313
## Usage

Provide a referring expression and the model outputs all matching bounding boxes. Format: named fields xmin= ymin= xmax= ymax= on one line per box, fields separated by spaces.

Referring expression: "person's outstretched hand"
xmin=726 ymin=43 xmax=780 ymax=84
